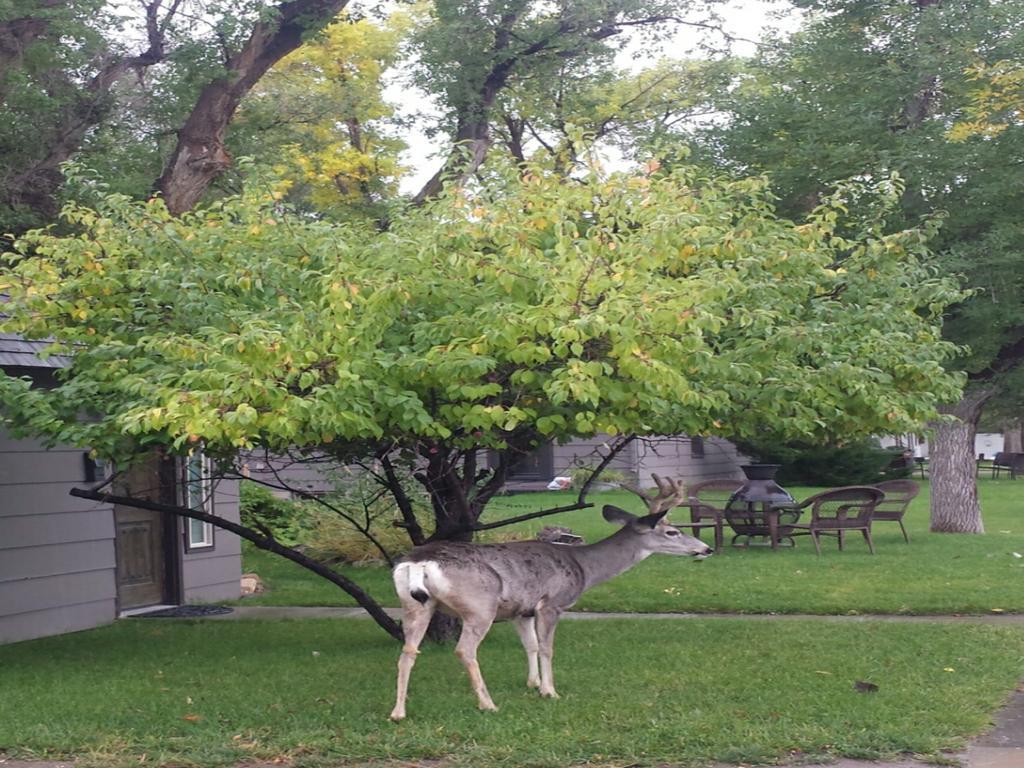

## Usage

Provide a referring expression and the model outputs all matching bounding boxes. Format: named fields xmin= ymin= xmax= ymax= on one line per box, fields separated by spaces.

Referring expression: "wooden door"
xmin=114 ymin=504 xmax=167 ymax=609
xmin=113 ymin=455 xmax=178 ymax=610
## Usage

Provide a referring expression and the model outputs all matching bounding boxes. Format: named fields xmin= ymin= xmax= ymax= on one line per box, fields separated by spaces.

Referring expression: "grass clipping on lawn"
xmin=1 ymin=617 xmax=1022 ymax=767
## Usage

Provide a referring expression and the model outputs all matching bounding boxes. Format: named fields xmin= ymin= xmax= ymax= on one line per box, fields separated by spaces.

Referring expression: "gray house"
xmin=0 ymin=333 xmax=242 ymax=645
xmin=505 ymin=434 xmax=746 ymax=491
xmin=247 ymin=435 xmax=745 ymax=499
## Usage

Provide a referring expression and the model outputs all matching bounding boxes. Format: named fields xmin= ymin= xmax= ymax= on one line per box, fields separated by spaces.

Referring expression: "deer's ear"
xmin=635 ymin=510 xmax=669 ymax=529
xmin=602 ymin=505 xmax=637 ymax=526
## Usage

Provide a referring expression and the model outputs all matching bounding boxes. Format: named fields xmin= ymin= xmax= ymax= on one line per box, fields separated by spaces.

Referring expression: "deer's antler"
xmin=621 ymin=473 xmax=687 ymax=515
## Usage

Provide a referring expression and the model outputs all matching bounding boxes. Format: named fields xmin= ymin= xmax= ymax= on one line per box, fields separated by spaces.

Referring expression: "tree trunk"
xmin=411 ymin=120 xmax=491 ymax=205
xmin=929 ymin=389 xmax=994 ymax=533
xmin=0 ymin=12 xmax=52 ymax=102
xmin=426 ymin=612 xmax=462 ymax=644
xmin=1 ymin=0 xmax=173 ymax=224
xmin=155 ymin=0 xmax=348 ymax=214
xmin=1003 ymin=419 xmax=1023 ymax=453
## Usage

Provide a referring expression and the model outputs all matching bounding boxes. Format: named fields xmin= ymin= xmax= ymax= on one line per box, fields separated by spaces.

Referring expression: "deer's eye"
xmin=665 ymin=529 xmax=681 ymax=537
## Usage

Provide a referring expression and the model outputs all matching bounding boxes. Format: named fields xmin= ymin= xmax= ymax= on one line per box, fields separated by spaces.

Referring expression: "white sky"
xmin=381 ymin=0 xmax=802 ymax=193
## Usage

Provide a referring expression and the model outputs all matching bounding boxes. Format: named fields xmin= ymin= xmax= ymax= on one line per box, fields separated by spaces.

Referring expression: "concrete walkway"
xmin=205 ymin=604 xmax=1024 ymax=625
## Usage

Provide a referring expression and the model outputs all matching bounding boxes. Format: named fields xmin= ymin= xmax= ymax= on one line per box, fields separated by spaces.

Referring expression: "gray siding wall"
xmin=634 ymin=436 xmax=746 ymax=488
xmin=180 ymin=478 xmax=241 ymax=603
xmin=551 ymin=437 xmax=639 ymax=481
xmin=241 ymin=452 xmax=338 ymax=498
xmin=0 ymin=430 xmax=117 ymax=644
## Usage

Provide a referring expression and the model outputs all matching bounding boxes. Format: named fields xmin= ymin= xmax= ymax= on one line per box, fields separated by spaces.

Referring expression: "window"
xmin=182 ymin=451 xmax=214 ymax=551
xmin=690 ymin=436 xmax=705 ymax=459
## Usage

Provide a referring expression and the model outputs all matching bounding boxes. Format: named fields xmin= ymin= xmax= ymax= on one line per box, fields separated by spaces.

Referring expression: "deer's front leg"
xmin=513 ymin=615 xmax=541 ymax=689
xmin=534 ymin=605 xmax=562 ymax=699
xmin=455 ymin=613 xmax=498 ymax=712
xmin=390 ymin=600 xmax=435 ymax=722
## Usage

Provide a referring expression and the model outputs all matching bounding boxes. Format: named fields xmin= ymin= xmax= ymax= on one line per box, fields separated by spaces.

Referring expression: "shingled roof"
xmin=0 ymin=296 xmax=69 ymax=369
xmin=0 ymin=332 xmax=69 ymax=369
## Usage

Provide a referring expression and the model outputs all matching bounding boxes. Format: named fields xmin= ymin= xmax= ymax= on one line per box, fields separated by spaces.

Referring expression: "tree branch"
xmin=230 ymin=469 xmax=396 ymax=566
xmin=471 ymin=501 xmax=593 ymax=532
xmin=379 ymin=451 xmax=427 ymax=545
xmin=155 ymin=0 xmax=350 ymax=214
xmin=574 ymin=434 xmax=636 ymax=501
xmin=969 ymin=327 xmax=1024 ymax=382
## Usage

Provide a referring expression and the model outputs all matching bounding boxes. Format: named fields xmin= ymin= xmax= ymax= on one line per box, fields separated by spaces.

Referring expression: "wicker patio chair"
xmin=686 ymin=478 xmax=743 ymax=552
xmin=871 ymin=479 xmax=920 ymax=543
xmin=784 ymin=486 xmax=885 ymax=555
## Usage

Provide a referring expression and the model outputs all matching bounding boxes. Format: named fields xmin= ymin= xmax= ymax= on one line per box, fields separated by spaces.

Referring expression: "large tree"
xmin=407 ymin=0 xmax=737 ymax=202
xmin=1 ymin=159 xmax=965 ymax=636
xmin=0 ymin=0 xmax=352 ymax=231
xmin=227 ymin=10 xmax=410 ymax=223
xmin=684 ymin=0 xmax=1024 ymax=532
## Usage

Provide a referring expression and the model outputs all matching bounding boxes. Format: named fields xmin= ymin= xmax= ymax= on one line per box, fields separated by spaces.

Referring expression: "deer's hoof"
xmin=540 ymin=689 xmax=560 ymax=700
xmin=479 ymin=702 xmax=499 ymax=712
xmin=527 ymin=678 xmax=540 ymax=689
xmin=389 ymin=709 xmax=406 ymax=722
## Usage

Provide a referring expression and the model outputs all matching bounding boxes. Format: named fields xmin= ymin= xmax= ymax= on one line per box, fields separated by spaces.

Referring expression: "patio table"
xmin=723 ymin=502 xmax=802 ymax=549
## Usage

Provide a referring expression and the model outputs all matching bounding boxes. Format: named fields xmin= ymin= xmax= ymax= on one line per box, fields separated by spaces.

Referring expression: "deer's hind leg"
xmin=454 ymin=607 xmax=498 ymax=712
xmin=513 ymin=615 xmax=541 ymax=689
xmin=389 ymin=597 xmax=436 ymax=722
xmin=535 ymin=603 xmax=562 ymax=699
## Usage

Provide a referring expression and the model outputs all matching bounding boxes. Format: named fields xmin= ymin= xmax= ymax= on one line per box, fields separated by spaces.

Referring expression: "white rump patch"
xmin=393 ymin=561 xmax=451 ymax=604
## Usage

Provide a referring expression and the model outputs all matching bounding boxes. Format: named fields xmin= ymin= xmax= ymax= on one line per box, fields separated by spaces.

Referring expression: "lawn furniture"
xmin=686 ymin=478 xmax=746 ymax=551
xmin=991 ymin=452 xmax=1024 ymax=480
xmin=782 ymin=485 xmax=885 ymax=555
xmin=699 ymin=467 xmax=800 ymax=550
xmin=871 ymin=479 xmax=920 ymax=543
xmin=674 ymin=500 xmax=725 ymax=552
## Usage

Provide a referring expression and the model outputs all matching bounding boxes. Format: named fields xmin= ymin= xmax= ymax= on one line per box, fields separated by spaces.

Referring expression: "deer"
xmin=388 ymin=474 xmax=711 ymax=721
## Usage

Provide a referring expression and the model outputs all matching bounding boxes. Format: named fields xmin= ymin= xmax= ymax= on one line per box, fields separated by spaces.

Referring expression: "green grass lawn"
xmin=2 ymin=617 xmax=1022 ymax=767
xmin=235 ymin=478 xmax=1024 ymax=615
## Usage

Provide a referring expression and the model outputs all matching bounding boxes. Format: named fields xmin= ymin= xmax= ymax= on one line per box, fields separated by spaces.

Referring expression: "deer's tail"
xmin=394 ymin=562 xmax=431 ymax=605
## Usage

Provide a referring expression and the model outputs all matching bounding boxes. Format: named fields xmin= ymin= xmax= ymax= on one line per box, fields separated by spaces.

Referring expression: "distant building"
xmin=244 ymin=435 xmax=747 ymax=500
xmin=878 ymin=433 xmax=1004 ymax=460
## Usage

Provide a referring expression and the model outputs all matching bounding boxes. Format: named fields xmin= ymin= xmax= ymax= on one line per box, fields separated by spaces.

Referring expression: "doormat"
xmin=135 ymin=605 xmax=234 ymax=618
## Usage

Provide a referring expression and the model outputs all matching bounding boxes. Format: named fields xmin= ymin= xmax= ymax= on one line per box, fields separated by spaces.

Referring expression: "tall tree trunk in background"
xmin=0 ymin=3 xmax=61 ymax=102
xmin=1 ymin=0 xmax=173 ymax=223
xmin=155 ymin=0 xmax=348 ymax=214
xmin=930 ymin=388 xmax=994 ymax=533
xmin=1002 ymin=418 xmax=1023 ymax=453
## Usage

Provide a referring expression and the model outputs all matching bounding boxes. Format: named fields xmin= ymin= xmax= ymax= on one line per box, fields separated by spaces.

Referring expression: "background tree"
xmin=0 ymin=0 xmax=178 ymax=232
xmin=227 ymin=10 xmax=411 ymax=223
xmin=407 ymin=0 xmax=736 ymax=202
xmin=492 ymin=57 xmax=733 ymax=172
xmin=677 ymin=0 xmax=1024 ymax=532
xmin=0 ymin=0 xmax=354 ymax=233
xmin=0 ymin=159 xmax=965 ymax=637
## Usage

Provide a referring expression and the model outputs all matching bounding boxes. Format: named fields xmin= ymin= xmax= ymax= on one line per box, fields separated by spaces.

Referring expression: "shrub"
xmin=238 ymin=481 xmax=306 ymax=546
xmin=737 ymin=439 xmax=913 ymax=486
xmin=300 ymin=474 xmax=431 ymax=565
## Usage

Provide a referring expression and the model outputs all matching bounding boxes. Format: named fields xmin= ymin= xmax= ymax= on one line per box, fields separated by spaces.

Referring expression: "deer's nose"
xmin=697 ymin=546 xmax=713 ymax=557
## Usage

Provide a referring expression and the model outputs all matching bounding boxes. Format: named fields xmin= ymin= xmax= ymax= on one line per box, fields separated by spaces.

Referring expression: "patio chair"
xmin=783 ymin=486 xmax=885 ymax=555
xmin=871 ymin=479 xmax=920 ymax=543
xmin=681 ymin=502 xmax=726 ymax=551
xmin=686 ymin=478 xmax=743 ymax=552
xmin=992 ymin=452 xmax=1024 ymax=480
